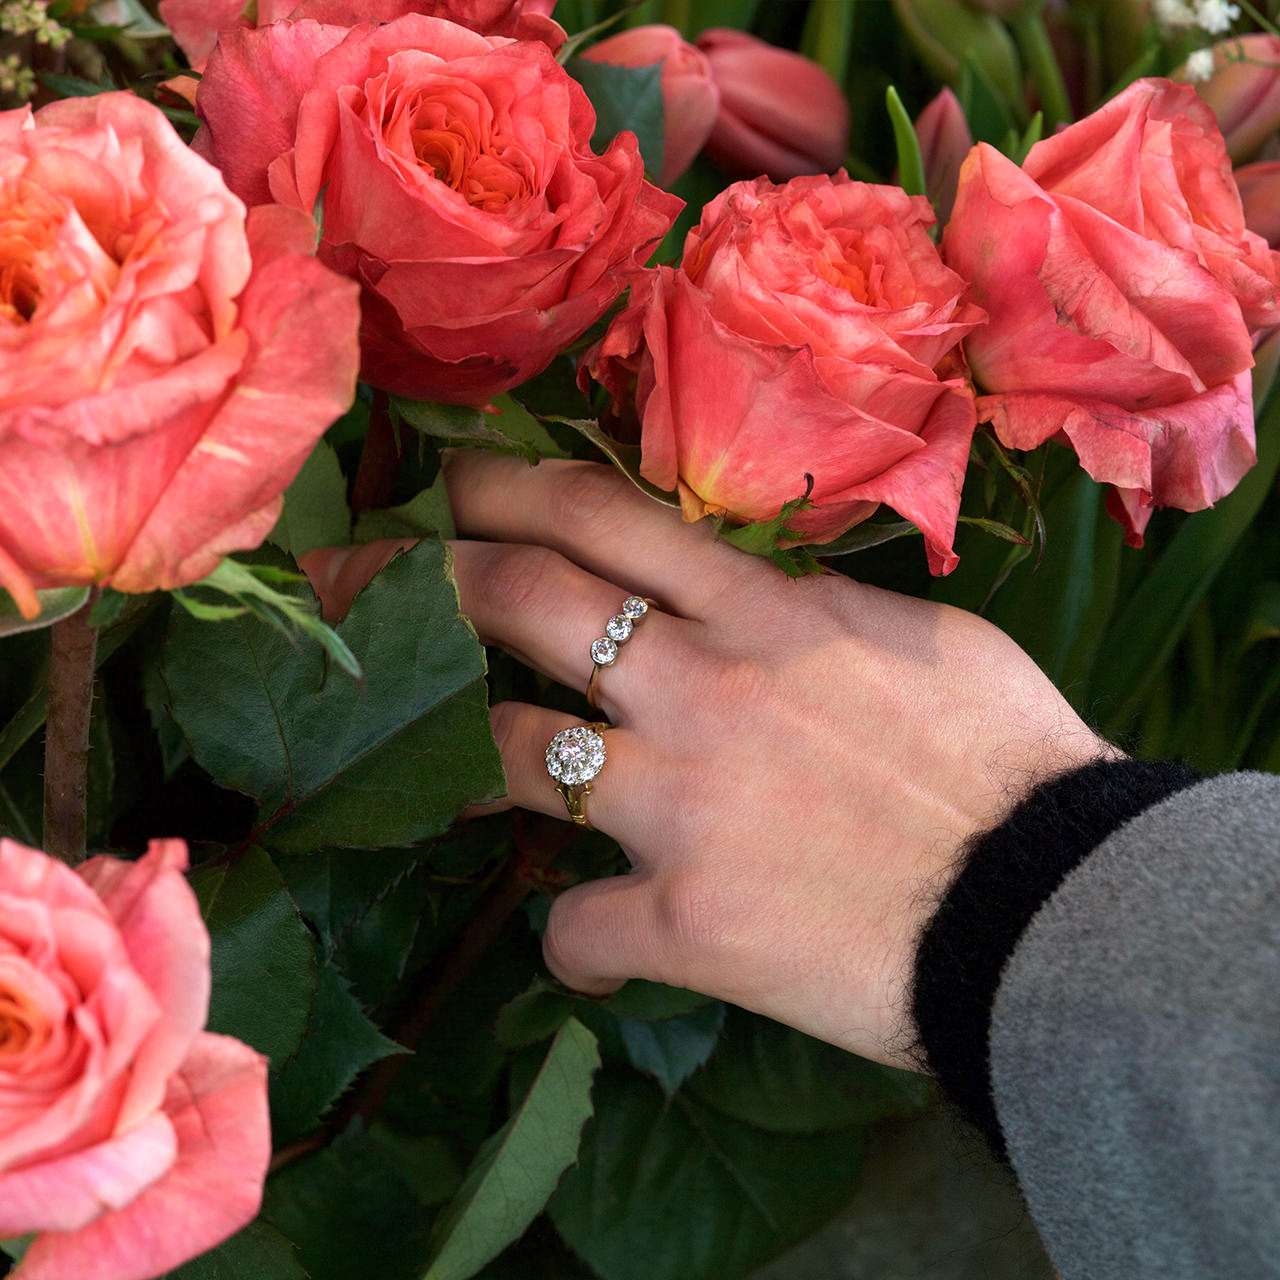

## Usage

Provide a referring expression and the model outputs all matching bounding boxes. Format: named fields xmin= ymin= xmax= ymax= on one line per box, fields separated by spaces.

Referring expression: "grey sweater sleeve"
xmin=989 ymin=771 xmax=1280 ymax=1280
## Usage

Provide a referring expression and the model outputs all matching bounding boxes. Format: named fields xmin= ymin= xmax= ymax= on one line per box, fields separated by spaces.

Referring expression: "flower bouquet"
xmin=1 ymin=0 xmax=1278 ymax=1277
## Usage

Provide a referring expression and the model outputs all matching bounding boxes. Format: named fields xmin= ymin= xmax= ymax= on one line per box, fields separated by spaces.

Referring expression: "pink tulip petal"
xmin=0 ymin=1112 xmax=176 ymax=1237
xmin=157 ymin=0 xmax=251 ymax=65
xmin=15 ymin=1034 xmax=270 ymax=1280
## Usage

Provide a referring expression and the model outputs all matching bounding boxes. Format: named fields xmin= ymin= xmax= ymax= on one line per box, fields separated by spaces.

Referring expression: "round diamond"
xmin=546 ymin=726 xmax=607 ymax=786
xmin=590 ymin=637 xmax=618 ymax=666
xmin=606 ymin=614 xmax=633 ymax=643
xmin=622 ymin=596 xmax=648 ymax=620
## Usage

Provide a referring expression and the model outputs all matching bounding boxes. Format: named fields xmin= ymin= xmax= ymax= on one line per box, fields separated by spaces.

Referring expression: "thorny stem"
xmin=350 ymin=390 xmax=399 ymax=516
xmin=42 ymin=593 xmax=99 ymax=864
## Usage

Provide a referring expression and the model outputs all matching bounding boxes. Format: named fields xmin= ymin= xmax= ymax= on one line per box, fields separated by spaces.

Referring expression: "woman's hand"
xmin=309 ymin=452 xmax=1112 ymax=1070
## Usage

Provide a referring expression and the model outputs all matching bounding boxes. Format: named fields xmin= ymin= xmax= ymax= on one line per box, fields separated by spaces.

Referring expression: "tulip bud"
xmin=1179 ymin=33 xmax=1280 ymax=163
xmin=581 ymin=24 xmax=719 ymax=186
xmin=694 ymin=29 xmax=850 ymax=181
xmin=1235 ymin=159 xmax=1280 ymax=247
xmin=914 ymin=87 xmax=974 ymax=226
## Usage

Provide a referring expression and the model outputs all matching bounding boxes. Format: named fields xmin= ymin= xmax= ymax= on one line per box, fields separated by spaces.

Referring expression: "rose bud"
xmin=1178 ymin=33 xmax=1280 ymax=163
xmin=582 ymin=174 xmax=985 ymax=575
xmin=581 ymin=24 xmax=719 ymax=186
xmin=195 ymin=14 xmax=680 ymax=406
xmin=1236 ymin=159 xmax=1280 ymax=247
xmin=0 ymin=93 xmax=359 ymax=620
xmin=943 ymin=78 xmax=1280 ymax=546
xmin=0 ymin=838 xmax=269 ymax=1280
xmin=694 ymin=29 xmax=849 ymax=181
xmin=914 ymin=87 xmax=974 ymax=227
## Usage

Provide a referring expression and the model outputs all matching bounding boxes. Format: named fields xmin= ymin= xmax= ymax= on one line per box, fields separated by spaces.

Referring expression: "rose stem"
xmin=43 ymin=593 xmax=100 ymax=864
xmin=350 ymin=389 xmax=399 ymax=516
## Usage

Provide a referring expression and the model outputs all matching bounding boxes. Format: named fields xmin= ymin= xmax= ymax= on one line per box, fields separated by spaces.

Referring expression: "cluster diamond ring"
xmin=546 ymin=723 xmax=610 ymax=829
xmin=586 ymin=596 xmax=649 ymax=710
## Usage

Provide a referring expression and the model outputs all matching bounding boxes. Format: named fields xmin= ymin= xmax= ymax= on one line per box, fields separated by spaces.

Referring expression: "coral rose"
xmin=0 ymin=92 xmax=360 ymax=620
xmin=582 ymin=174 xmax=985 ymax=574
xmin=943 ymin=79 xmax=1280 ymax=544
xmin=159 ymin=0 xmax=563 ymax=67
xmin=194 ymin=15 xmax=681 ymax=404
xmin=0 ymin=838 xmax=269 ymax=1280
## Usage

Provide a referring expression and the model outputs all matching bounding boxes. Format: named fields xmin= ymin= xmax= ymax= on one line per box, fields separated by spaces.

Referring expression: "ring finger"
xmin=449 ymin=539 xmax=691 ymax=720
xmin=481 ymin=702 xmax=671 ymax=847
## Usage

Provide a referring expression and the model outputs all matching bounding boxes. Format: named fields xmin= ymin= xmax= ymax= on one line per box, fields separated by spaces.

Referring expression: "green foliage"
xmin=160 ymin=1223 xmax=307 ymax=1280
xmin=270 ymin=439 xmax=351 ymax=559
xmin=549 ymin=1066 xmax=870 ymax=1280
xmin=191 ymin=846 xmax=316 ymax=1066
xmin=425 ymin=1018 xmax=601 ymax=1280
xmin=0 ymin=586 xmax=89 ymax=637
xmin=163 ymin=538 xmax=504 ymax=852
xmin=567 ymin=57 xmax=666 ymax=180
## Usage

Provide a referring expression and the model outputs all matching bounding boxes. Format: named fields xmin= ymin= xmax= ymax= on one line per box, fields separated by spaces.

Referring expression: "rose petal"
xmin=15 ymin=1034 xmax=270 ymax=1280
xmin=0 ymin=1112 xmax=176 ymax=1237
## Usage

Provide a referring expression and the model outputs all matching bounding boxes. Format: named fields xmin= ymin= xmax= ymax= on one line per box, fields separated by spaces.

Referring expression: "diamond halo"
xmin=545 ymin=725 xmax=607 ymax=787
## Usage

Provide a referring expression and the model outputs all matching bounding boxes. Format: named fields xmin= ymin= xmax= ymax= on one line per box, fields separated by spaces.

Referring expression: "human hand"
xmin=313 ymin=453 xmax=1113 ymax=1070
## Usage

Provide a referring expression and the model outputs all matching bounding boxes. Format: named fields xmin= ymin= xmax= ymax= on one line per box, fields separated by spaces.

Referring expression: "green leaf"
xmin=548 ymin=417 xmax=681 ymax=508
xmin=270 ymin=439 xmax=351 ymax=558
xmin=549 ymin=1066 xmax=868 ymax=1280
xmin=159 ymin=1222 xmax=307 ymax=1280
xmin=567 ymin=57 xmax=665 ymax=180
xmin=617 ymin=1000 xmax=725 ymax=1096
xmin=683 ymin=1008 xmax=931 ymax=1135
xmin=355 ymin=472 xmax=456 ymax=543
xmin=425 ymin=1017 xmax=601 ymax=1280
xmin=264 ymin=1129 xmax=439 ymax=1280
xmin=886 ymin=85 xmax=927 ymax=199
xmin=164 ymin=538 xmax=504 ymax=852
xmin=603 ymin=980 xmax=714 ymax=1021
xmin=495 ymin=980 xmax=577 ymax=1050
xmin=271 ymin=955 xmax=404 ymax=1143
xmin=1094 ymin=386 xmax=1280 ymax=731
xmin=190 ymin=846 xmax=317 ymax=1066
xmin=392 ymin=399 xmax=543 ymax=464
xmin=0 ymin=586 xmax=89 ymax=637
xmin=0 ymin=1235 xmax=34 ymax=1263
xmin=810 ymin=519 xmax=921 ymax=557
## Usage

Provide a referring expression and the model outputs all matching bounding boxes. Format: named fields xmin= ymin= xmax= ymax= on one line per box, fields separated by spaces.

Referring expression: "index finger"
xmin=442 ymin=452 xmax=764 ymax=621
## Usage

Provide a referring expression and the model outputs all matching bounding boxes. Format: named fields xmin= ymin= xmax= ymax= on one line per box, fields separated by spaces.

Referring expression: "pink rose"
xmin=943 ymin=79 xmax=1280 ymax=544
xmin=159 ymin=0 xmax=563 ymax=66
xmin=582 ymin=174 xmax=985 ymax=574
xmin=580 ymin=25 xmax=719 ymax=186
xmin=0 ymin=92 xmax=360 ymax=620
xmin=195 ymin=15 xmax=681 ymax=405
xmin=695 ymin=29 xmax=850 ymax=182
xmin=0 ymin=838 xmax=269 ymax=1280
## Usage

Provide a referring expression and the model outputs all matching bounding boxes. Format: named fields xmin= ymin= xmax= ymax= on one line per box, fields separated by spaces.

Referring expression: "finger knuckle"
xmin=547 ymin=463 xmax=628 ymax=536
xmin=480 ymin=543 xmax=568 ymax=618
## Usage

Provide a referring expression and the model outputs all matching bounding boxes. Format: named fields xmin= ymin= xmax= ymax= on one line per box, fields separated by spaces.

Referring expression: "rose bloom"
xmin=195 ymin=15 xmax=681 ymax=405
xmin=582 ymin=174 xmax=985 ymax=574
xmin=158 ymin=0 xmax=562 ymax=66
xmin=944 ymin=78 xmax=1280 ymax=543
xmin=0 ymin=838 xmax=269 ymax=1280
xmin=0 ymin=92 xmax=360 ymax=620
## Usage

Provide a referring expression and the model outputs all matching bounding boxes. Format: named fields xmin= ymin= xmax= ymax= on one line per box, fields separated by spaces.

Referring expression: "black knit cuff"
xmin=911 ymin=756 xmax=1201 ymax=1156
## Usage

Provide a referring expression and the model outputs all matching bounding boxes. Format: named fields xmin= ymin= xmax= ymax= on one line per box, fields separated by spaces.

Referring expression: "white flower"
xmin=1185 ymin=47 xmax=1217 ymax=80
xmin=1194 ymin=0 xmax=1241 ymax=33
xmin=1154 ymin=0 xmax=1198 ymax=28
